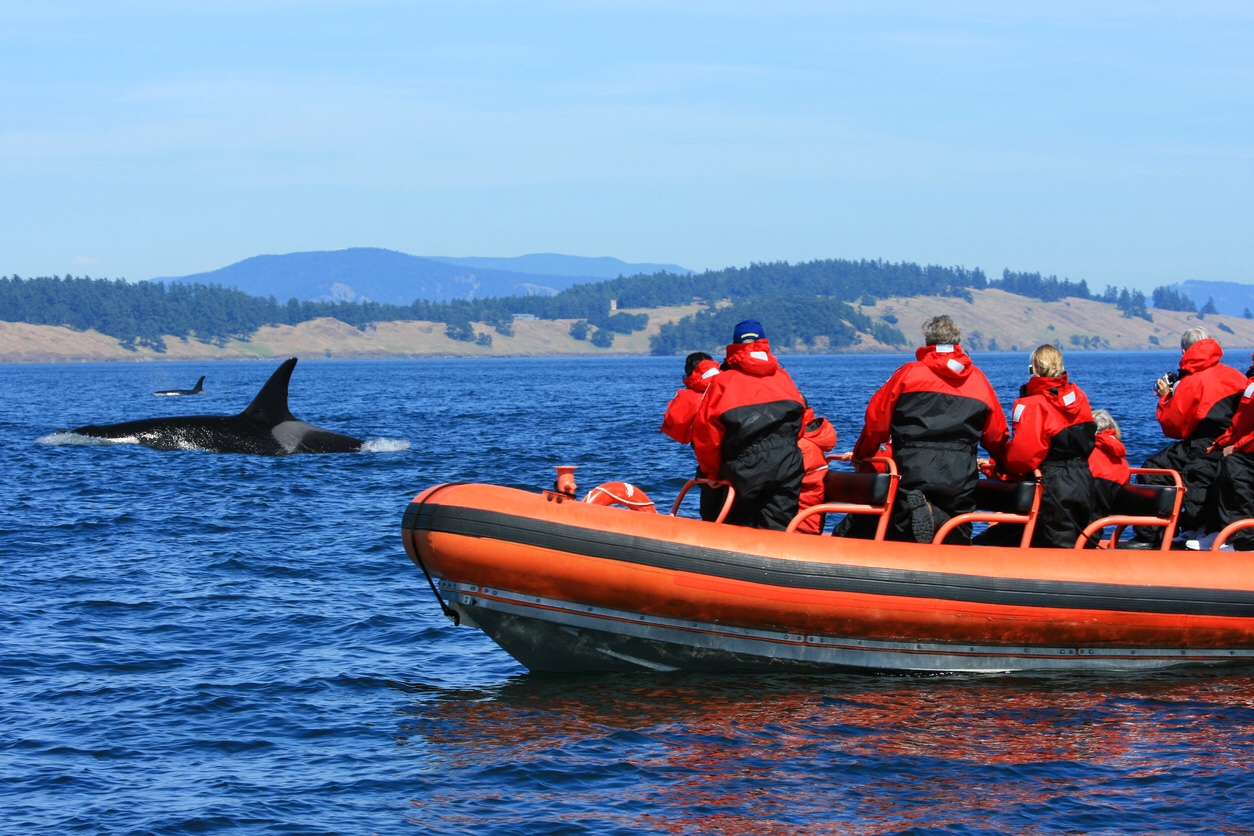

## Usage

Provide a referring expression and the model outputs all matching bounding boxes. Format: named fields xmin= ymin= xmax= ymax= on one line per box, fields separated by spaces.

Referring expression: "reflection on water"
xmin=400 ymin=670 xmax=1254 ymax=834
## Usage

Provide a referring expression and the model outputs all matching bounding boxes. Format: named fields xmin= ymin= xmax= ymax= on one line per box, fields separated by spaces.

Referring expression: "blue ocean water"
xmin=3 ymin=351 xmax=1254 ymax=834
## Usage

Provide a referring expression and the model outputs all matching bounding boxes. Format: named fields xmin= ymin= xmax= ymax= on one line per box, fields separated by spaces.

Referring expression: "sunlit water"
xmin=3 ymin=352 xmax=1253 ymax=834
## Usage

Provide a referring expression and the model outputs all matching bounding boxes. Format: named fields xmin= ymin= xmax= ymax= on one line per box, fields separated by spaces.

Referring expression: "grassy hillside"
xmin=3 ymin=292 xmax=1251 ymax=363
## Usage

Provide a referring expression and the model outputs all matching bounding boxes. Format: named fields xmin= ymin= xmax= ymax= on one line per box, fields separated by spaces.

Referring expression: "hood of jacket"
xmin=801 ymin=406 xmax=838 ymax=449
xmin=914 ymin=343 xmax=974 ymax=384
xmin=724 ymin=339 xmax=781 ymax=376
xmin=1093 ymin=427 xmax=1126 ymax=460
xmin=683 ymin=358 xmax=721 ymax=393
xmin=1180 ymin=338 xmax=1225 ymax=375
xmin=1025 ymin=372 xmax=1086 ymax=418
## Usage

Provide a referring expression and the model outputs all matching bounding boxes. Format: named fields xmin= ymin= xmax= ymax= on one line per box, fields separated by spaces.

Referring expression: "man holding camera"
xmin=1127 ymin=327 xmax=1247 ymax=547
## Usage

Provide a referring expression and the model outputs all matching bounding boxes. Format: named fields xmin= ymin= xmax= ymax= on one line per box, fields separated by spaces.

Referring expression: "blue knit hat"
xmin=732 ymin=319 xmax=765 ymax=343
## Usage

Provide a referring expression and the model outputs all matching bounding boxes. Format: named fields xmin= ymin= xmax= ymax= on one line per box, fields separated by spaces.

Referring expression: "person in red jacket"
xmin=1194 ymin=378 xmax=1254 ymax=550
xmin=661 ymin=352 xmax=720 ymax=444
xmin=982 ymin=344 xmax=1097 ymax=549
xmin=850 ymin=315 xmax=1008 ymax=544
xmin=660 ymin=352 xmax=726 ymax=521
xmin=1088 ymin=409 xmax=1131 ymax=519
xmin=794 ymin=404 xmax=838 ymax=534
xmin=690 ymin=319 xmax=807 ymax=530
xmin=1127 ymin=328 xmax=1247 ymax=547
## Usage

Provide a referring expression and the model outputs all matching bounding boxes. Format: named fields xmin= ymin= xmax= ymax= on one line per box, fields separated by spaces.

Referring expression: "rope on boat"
xmin=408 ymin=484 xmax=461 ymax=626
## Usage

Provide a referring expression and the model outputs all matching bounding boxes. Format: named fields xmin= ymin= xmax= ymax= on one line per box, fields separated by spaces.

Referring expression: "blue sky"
xmin=2 ymin=1 xmax=1251 ymax=291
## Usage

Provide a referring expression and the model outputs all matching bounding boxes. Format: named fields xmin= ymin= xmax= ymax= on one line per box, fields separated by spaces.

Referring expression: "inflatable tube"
xmin=582 ymin=481 xmax=657 ymax=513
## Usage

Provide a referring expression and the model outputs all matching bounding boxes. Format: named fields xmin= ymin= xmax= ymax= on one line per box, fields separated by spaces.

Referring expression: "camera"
xmin=1164 ymin=371 xmax=1179 ymax=385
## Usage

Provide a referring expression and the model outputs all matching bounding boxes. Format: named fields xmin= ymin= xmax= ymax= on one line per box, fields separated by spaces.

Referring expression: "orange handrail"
xmin=787 ymin=455 xmax=898 ymax=538
xmin=670 ymin=478 xmax=736 ymax=524
xmin=932 ymin=470 xmax=1043 ymax=547
xmin=1211 ymin=518 xmax=1254 ymax=552
xmin=1080 ymin=467 xmax=1184 ymax=550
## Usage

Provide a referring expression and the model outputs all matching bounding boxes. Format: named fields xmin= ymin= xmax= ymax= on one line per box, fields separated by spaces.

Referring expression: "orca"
xmin=153 ymin=375 xmax=205 ymax=396
xmin=72 ymin=358 xmax=365 ymax=454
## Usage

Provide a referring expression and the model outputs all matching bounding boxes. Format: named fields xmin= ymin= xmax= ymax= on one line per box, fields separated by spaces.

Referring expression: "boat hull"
xmin=402 ymin=483 xmax=1254 ymax=674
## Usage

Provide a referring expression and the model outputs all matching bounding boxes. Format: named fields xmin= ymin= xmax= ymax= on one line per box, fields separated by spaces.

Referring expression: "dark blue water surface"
xmin=4 ymin=352 xmax=1254 ymax=834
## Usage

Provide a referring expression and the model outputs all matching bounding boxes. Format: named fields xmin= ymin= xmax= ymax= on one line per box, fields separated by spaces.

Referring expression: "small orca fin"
xmin=191 ymin=376 xmax=205 ymax=393
xmin=240 ymin=358 xmax=298 ymax=424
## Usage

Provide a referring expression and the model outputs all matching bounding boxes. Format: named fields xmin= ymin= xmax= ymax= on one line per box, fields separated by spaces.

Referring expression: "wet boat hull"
xmin=402 ymin=483 xmax=1254 ymax=674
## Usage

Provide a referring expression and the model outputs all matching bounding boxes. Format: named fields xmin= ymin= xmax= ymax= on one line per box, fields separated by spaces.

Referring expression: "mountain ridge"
xmin=151 ymin=248 xmax=692 ymax=305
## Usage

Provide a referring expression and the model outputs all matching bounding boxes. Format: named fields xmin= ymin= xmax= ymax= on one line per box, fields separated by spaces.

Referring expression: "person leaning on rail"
xmin=1124 ymin=327 xmax=1247 ymax=548
xmin=660 ymin=351 xmax=727 ymax=521
xmin=846 ymin=315 xmax=1008 ymax=544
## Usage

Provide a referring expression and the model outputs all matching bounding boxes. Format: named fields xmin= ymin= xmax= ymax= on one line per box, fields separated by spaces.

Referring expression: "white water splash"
xmin=360 ymin=438 xmax=411 ymax=453
xmin=37 ymin=432 xmax=135 ymax=446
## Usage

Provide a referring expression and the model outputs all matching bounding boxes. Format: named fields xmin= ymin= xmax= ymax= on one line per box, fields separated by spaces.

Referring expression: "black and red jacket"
xmin=852 ymin=344 xmax=1008 ymax=520
xmin=1213 ymin=379 xmax=1254 ymax=455
xmin=1157 ymin=338 xmax=1247 ymax=441
xmin=1002 ymin=373 xmax=1097 ymax=548
xmin=692 ymin=339 xmax=805 ymax=491
xmin=1202 ymin=379 xmax=1254 ymax=549
xmin=660 ymin=359 xmax=721 ymax=444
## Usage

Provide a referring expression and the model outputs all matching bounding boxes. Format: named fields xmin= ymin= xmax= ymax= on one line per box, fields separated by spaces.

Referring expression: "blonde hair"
xmin=1092 ymin=408 xmax=1120 ymax=440
xmin=1029 ymin=344 xmax=1065 ymax=378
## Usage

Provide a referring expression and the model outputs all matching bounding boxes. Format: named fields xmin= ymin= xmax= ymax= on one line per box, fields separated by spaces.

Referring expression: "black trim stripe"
xmin=404 ymin=502 xmax=1254 ymax=619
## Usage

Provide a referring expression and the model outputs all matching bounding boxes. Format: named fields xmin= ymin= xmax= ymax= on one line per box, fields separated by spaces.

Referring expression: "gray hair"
xmin=922 ymin=315 xmax=961 ymax=346
xmin=1092 ymin=408 xmax=1120 ymax=440
xmin=1181 ymin=327 xmax=1210 ymax=350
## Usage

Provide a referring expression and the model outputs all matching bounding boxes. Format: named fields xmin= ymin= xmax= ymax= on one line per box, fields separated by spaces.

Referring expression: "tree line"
xmin=0 ymin=261 xmax=1210 ymax=355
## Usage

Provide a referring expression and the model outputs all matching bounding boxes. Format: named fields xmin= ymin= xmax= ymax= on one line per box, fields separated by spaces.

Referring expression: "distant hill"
xmin=1171 ymin=280 xmax=1254 ymax=318
xmin=151 ymin=248 xmax=692 ymax=305
xmin=430 ymin=253 xmax=691 ymax=279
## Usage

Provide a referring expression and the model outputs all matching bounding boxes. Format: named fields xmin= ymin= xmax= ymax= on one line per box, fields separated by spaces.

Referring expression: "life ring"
xmin=583 ymin=481 xmax=657 ymax=513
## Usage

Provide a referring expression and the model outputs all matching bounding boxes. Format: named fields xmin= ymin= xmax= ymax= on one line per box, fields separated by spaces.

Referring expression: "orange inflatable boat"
xmin=400 ymin=463 xmax=1254 ymax=674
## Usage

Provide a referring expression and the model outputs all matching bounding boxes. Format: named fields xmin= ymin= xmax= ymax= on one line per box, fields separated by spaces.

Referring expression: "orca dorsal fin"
xmin=241 ymin=358 xmax=298 ymax=424
xmin=191 ymin=376 xmax=205 ymax=393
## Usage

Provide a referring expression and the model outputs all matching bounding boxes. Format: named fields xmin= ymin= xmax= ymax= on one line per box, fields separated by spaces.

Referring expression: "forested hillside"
xmin=0 ymin=259 xmax=1208 ymax=356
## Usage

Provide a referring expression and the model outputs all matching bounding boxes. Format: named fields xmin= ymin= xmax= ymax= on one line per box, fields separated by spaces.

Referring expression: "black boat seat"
xmin=1110 ymin=483 xmax=1179 ymax=519
xmin=933 ymin=474 xmax=1044 ymax=547
xmin=1078 ymin=467 xmax=1184 ymax=549
xmin=822 ymin=469 xmax=893 ymax=507
xmin=785 ymin=455 xmax=899 ymax=538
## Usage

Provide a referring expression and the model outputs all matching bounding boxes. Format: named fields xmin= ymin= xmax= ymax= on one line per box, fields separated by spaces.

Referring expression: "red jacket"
xmin=1088 ymin=429 xmax=1131 ymax=485
xmin=660 ymin=359 xmax=720 ymax=444
xmin=1157 ymin=339 xmax=1247 ymax=440
xmin=1214 ymin=380 xmax=1254 ymax=454
xmin=691 ymin=339 xmax=805 ymax=484
xmin=1003 ymin=373 xmax=1096 ymax=478
xmin=795 ymin=407 xmax=838 ymax=534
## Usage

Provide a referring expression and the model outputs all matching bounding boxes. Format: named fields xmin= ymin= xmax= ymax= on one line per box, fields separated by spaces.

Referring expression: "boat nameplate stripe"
xmin=409 ymin=503 xmax=1254 ymax=618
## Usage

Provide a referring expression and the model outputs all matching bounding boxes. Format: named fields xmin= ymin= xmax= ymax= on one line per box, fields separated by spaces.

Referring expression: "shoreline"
xmin=4 ymin=290 xmax=1254 ymax=364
